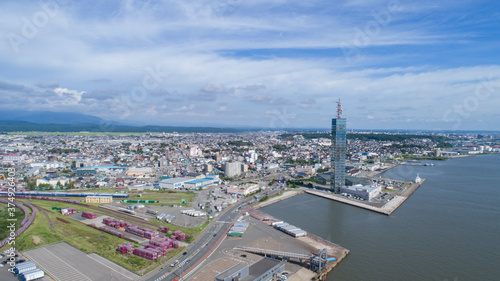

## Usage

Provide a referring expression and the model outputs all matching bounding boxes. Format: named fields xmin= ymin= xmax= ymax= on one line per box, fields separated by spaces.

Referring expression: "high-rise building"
xmin=331 ymin=99 xmax=346 ymax=193
xmin=224 ymin=161 xmax=241 ymax=178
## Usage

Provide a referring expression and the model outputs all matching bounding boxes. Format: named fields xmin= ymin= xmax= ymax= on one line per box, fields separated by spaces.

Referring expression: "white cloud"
xmin=53 ymin=87 xmax=84 ymax=104
xmin=0 ymin=0 xmax=498 ymax=129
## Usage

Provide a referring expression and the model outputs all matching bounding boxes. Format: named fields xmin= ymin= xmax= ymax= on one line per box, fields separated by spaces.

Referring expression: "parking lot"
xmin=23 ymin=242 xmax=139 ymax=281
xmin=0 ymin=250 xmax=51 ymax=281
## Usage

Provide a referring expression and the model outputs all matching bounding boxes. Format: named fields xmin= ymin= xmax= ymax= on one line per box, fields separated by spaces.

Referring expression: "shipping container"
xmin=60 ymin=207 xmax=77 ymax=216
xmin=97 ymin=226 xmax=125 ymax=238
xmin=158 ymin=225 xmax=170 ymax=233
xmin=133 ymin=247 xmax=159 ymax=260
xmin=82 ymin=211 xmax=98 ymax=219
xmin=147 ymin=209 xmax=159 ymax=215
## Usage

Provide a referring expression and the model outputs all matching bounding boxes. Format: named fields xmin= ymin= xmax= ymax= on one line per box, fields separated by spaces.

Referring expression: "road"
xmin=146 ymin=197 xmax=252 ymax=281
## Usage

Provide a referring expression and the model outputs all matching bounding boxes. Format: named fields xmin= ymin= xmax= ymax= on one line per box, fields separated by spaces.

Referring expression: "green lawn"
xmin=128 ymin=190 xmax=197 ymax=203
xmin=1 ymin=200 xmax=183 ymax=275
xmin=150 ymin=219 xmax=210 ymax=243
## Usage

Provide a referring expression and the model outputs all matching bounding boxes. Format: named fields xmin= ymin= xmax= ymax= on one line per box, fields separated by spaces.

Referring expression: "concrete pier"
xmin=245 ymin=207 xmax=349 ymax=280
xmin=305 ymin=179 xmax=425 ymax=215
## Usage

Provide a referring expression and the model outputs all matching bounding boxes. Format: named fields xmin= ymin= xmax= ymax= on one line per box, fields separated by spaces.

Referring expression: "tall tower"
xmin=331 ymin=99 xmax=346 ymax=193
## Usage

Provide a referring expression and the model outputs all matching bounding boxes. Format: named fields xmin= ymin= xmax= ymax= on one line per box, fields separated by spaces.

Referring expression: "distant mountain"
xmin=0 ymin=110 xmax=104 ymax=125
xmin=0 ymin=120 xmax=241 ymax=133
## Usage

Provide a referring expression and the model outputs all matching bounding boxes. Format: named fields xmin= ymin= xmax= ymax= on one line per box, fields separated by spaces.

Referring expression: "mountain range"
xmin=0 ymin=110 xmax=104 ymax=125
xmin=0 ymin=110 xmax=240 ymax=133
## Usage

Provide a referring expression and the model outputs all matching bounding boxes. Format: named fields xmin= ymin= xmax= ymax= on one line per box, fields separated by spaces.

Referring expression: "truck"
xmin=14 ymin=261 xmax=36 ymax=274
xmin=20 ymin=268 xmax=44 ymax=281
xmin=15 ymin=264 xmax=37 ymax=275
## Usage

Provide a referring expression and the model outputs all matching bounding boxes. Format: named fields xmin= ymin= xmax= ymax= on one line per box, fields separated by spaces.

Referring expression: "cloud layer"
xmin=0 ymin=0 xmax=499 ymax=130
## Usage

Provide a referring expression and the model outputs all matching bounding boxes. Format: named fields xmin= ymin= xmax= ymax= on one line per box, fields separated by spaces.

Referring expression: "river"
xmin=260 ymin=154 xmax=500 ymax=281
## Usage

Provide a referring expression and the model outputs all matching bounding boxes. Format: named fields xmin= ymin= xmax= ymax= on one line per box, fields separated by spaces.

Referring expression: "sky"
xmin=0 ymin=0 xmax=499 ymax=131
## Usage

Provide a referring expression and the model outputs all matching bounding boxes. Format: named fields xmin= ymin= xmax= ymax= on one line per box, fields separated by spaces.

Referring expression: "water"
xmin=260 ymin=154 xmax=500 ymax=281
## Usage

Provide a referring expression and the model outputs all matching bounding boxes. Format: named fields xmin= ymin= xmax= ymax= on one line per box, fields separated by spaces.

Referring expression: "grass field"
xmin=124 ymin=190 xmax=197 ymax=206
xmin=65 ymin=189 xmax=198 ymax=205
xmin=0 ymin=204 xmax=25 ymax=241
xmin=0 ymin=199 xmax=186 ymax=275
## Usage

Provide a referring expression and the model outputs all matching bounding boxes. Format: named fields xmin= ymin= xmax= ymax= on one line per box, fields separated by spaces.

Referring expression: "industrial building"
xmin=85 ymin=196 xmax=113 ymax=204
xmin=184 ymin=176 xmax=219 ymax=189
xmin=215 ymin=257 xmax=285 ymax=281
xmin=227 ymin=221 xmax=250 ymax=237
xmin=158 ymin=177 xmax=192 ymax=189
xmin=126 ymin=167 xmax=153 ymax=177
xmin=331 ymin=99 xmax=347 ymax=193
xmin=340 ymin=184 xmax=381 ymax=200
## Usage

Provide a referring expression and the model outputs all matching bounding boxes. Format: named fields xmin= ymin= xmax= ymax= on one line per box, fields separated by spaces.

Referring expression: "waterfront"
xmin=261 ymin=154 xmax=500 ymax=281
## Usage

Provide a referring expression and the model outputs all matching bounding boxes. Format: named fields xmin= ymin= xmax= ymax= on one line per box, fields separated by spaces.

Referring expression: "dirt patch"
xmin=32 ymin=235 xmax=41 ymax=244
xmin=56 ymin=217 xmax=70 ymax=224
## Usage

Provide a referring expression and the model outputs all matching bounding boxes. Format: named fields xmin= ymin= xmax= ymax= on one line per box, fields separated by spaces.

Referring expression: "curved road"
xmin=147 ymin=198 xmax=252 ymax=281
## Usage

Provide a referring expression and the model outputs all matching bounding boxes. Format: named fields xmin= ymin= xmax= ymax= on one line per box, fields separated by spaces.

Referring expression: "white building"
xmin=248 ymin=150 xmax=258 ymax=164
xmin=36 ymin=177 xmax=70 ymax=188
xmin=189 ymin=146 xmax=203 ymax=157
xmin=126 ymin=167 xmax=153 ymax=177
xmin=340 ymin=184 xmax=381 ymax=200
xmin=227 ymin=184 xmax=260 ymax=196
xmin=224 ymin=161 xmax=241 ymax=178
xmin=2 ymin=155 xmax=23 ymax=163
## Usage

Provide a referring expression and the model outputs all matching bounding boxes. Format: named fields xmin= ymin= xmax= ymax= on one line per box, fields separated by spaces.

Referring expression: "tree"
xmin=71 ymin=161 xmax=76 ymax=169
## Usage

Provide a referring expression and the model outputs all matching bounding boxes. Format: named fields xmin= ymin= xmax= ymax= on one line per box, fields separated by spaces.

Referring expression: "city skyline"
xmin=0 ymin=0 xmax=499 ymax=130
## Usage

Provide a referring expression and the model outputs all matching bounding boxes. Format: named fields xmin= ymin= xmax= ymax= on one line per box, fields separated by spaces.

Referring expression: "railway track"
xmin=18 ymin=196 xmax=161 ymax=230
xmin=81 ymin=204 xmax=160 ymax=229
xmin=32 ymin=204 xmax=55 ymax=230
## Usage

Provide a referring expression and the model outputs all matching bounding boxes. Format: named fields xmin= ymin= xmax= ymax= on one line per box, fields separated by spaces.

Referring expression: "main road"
xmin=146 ymin=197 xmax=253 ymax=281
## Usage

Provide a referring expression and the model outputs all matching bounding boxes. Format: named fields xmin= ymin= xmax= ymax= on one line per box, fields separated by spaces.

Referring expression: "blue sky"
xmin=0 ymin=0 xmax=499 ymax=130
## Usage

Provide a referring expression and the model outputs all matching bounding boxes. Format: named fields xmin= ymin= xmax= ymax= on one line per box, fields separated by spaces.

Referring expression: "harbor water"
xmin=261 ymin=154 xmax=500 ymax=281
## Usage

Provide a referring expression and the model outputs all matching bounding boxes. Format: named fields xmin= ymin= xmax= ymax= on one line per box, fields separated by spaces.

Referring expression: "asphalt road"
xmin=147 ymin=197 xmax=251 ymax=281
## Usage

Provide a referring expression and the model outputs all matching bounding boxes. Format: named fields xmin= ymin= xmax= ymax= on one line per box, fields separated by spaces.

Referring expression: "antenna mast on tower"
xmin=336 ymin=98 xmax=342 ymax=119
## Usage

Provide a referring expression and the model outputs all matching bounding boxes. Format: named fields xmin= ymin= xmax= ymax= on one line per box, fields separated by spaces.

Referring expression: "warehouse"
xmin=184 ymin=177 xmax=219 ymax=189
xmin=158 ymin=177 xmax=192 ymax=189
xmin=85 ymin=196 xmax=112 ymax=204
xmin=340 ymin=184 xmax=381 ymax=200
xmin=227 ymin=221 xmax=249 ymax=237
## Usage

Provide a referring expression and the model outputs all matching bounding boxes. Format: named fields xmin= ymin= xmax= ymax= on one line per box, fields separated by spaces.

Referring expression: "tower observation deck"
xmin=331 ymin=99 xmax=346 ymax=193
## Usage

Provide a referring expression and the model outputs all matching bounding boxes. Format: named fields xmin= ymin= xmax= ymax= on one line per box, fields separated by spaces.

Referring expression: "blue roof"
xmin=186 ymin=178 xmax=213 ymax=184
xmin=84 ymin=166 xmax=126 ymax=170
